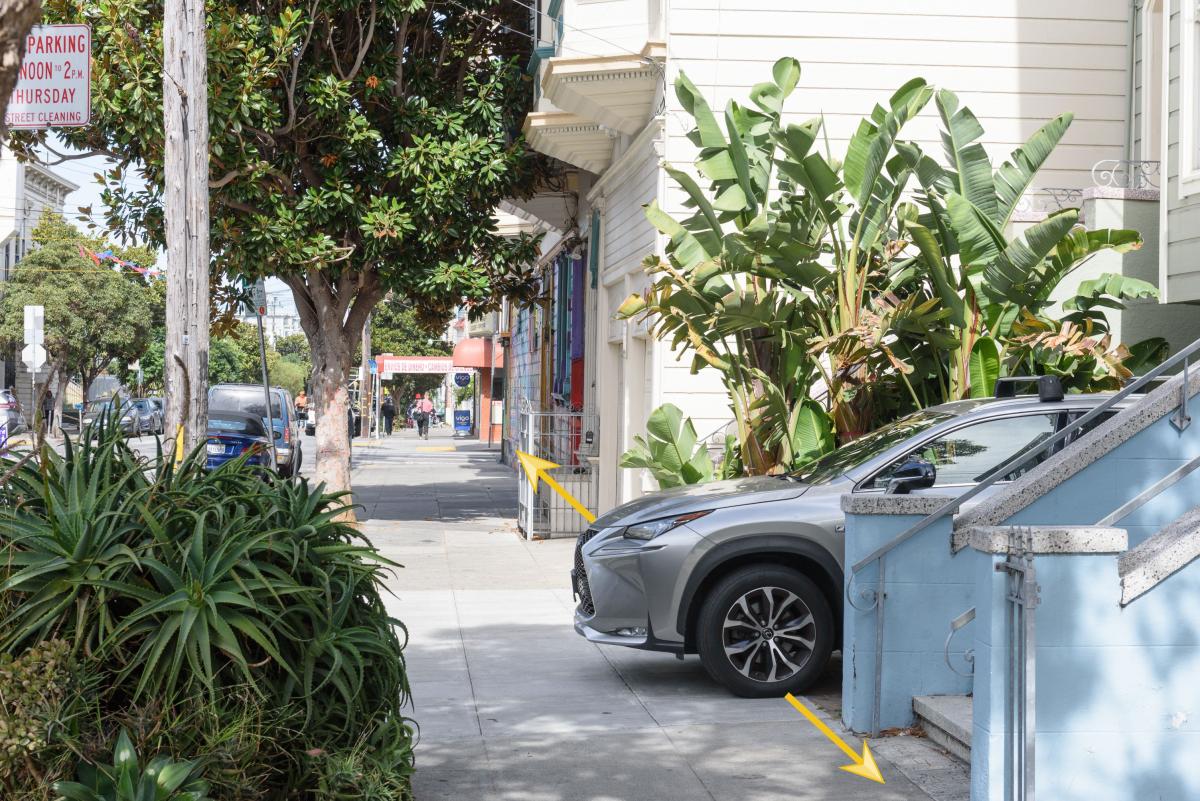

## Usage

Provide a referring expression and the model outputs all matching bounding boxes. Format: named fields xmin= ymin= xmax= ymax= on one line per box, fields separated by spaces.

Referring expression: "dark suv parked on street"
xmin=573 ymin=388 xmax=1125 ymax=698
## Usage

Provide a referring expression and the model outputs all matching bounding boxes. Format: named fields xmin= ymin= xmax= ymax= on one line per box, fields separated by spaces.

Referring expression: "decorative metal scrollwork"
xmin=1091 ymin=159 xmax=1161 ymax=190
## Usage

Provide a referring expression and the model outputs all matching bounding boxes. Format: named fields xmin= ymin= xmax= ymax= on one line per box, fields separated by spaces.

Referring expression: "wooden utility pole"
xmin=162 ymin=0 xmax=210 ymax=453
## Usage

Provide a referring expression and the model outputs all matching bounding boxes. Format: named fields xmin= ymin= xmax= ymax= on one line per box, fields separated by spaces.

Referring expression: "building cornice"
xmin=586 ymin=115 xmax=664 ymax=204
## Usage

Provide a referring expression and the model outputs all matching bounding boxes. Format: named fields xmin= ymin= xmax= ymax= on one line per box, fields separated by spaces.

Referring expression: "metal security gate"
xmin=517 ymin=409 xmax=599 ymax=539
xmin=997 ymin=527 xmax=1040 ymax=801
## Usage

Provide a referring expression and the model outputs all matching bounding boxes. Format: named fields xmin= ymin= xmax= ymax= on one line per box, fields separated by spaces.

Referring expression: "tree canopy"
xmin=15 ymin=0 xmax=544 ymax=491
xmin=17 ymin=0 xmax=541 ymax=324
xmin=0 ymin=214 xmax=156 ymax=396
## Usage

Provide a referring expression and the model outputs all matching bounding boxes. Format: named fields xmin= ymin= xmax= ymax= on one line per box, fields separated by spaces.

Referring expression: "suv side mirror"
xmin=885 ymin=459 xmax=936 ymax=495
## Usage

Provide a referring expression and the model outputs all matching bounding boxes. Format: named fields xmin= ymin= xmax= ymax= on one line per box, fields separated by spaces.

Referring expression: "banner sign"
xmin=5 ymin=25 xmax=92 ymax=129
xmin=379 ymin=356 xmax=455 ymax=378
xmin=453 ymin=410 xmax=472 ymax=432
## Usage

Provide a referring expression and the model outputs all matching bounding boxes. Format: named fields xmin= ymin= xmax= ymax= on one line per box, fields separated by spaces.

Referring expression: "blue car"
xmin=205 ymin=410 xmax=275 ymax=471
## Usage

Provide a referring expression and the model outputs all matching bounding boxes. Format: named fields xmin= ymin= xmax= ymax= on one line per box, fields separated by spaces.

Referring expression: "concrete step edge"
xmin=913 ymin=695 xmax=972 ymax=765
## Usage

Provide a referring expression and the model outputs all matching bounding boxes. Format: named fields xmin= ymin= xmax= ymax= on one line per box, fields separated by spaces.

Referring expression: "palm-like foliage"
xmin=621 ymin=61 xmax=1167 ymax=480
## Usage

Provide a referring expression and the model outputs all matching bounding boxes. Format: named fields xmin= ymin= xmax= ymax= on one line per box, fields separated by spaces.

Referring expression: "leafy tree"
xmin=207 ymin=337 xmax=247 ymax=386
xmin=275 ymin=332 xmax=311 ymax=364
xmin=0 ymin=214 xmax=155 ymax=429
xmin=16 ymin=0 xmax=542 ymax=494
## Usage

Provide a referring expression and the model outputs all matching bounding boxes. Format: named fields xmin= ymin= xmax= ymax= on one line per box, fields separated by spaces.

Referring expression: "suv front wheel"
xmin=696 ymin=565 xmax=834 ymax=698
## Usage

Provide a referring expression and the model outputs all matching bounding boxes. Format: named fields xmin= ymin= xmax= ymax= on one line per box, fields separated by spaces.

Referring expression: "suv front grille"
xmin=574 ymin=528 xmax=599 ymax=617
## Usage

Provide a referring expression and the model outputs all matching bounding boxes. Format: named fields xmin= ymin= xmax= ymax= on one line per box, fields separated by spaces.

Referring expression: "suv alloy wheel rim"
xmin=721 ymin=586 xmax=816 ymax=683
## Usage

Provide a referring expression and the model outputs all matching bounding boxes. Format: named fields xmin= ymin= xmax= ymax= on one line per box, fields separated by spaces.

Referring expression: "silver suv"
xmin=573 ymin=389 xmax=1122 ymax=698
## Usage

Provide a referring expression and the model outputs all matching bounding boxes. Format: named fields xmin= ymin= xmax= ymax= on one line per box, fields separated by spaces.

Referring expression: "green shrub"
xmin=0 ymin=421 xmax=414 ymax=799
xmin=54 ymin=728 xmax=209 ymax=801
xmin=0 ymin=639 xmax=79 ymax=790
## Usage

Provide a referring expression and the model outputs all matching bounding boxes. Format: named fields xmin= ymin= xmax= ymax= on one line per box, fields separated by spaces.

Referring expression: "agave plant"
xmin=0 ymin=421 xmax=148 ymax=656
xmin=53 ymin=729 xmax=209 ymax=801
xmin=1 ymin=419 xmax=414 ymax=798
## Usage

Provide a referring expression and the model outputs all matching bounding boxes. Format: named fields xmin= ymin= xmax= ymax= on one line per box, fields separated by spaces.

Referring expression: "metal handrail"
xmin=850 ymin=336 xmax=1200 ymax=574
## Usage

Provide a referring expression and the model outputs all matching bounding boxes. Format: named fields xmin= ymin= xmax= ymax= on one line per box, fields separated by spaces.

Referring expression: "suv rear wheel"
xmin=696 ymin=565 xmax=833 ymax=698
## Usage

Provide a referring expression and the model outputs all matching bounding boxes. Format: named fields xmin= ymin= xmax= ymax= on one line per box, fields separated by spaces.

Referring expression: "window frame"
xmin=853 ymin=409 xmax=1078 ymax=493
xmin=1178 ymin=0 xmax=1200 ymax=196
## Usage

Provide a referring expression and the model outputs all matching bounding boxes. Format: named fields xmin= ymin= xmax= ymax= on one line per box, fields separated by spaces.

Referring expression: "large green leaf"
xmin=675 ymin=71 xmax=727 ymax=149
xmin=724 ymin=101 xmax=760 ymax=213
xmin=936 ymin=89 xmax=998 ymax=223
xmin=787 ymin=398 xmax=835 ymax=468
xmin=664 ymin=165 xmax=723 ymax=235
xmin=619 ymin=404 xmax=714 ymax=487
xmin=968 ymin=337 xmax=1001 ymax=398
xmin=994 ymin=113 xmax=1073 ymax=227
xmin=945 ymin=191 xmax=1007 ymax=270
xmin=980 ymin=208 xmax=1080 ymax=308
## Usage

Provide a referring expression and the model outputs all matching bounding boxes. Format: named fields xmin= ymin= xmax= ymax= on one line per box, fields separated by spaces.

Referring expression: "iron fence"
xmin=517 ymin=409 xmax=599 ymax=539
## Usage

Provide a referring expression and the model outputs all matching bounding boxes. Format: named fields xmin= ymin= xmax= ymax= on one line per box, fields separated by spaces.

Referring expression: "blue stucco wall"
xmin=971 ymin=550 xmax=1200 ymax=801
xmin=1008 ymin=410 xmax=1200 ymax=546
xmin=841 ymin=512 xmax=977 ymax=733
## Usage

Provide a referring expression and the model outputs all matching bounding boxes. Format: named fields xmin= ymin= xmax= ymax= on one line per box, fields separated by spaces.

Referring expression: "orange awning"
xmin=452 ymin=338 xmax=504 ymax=369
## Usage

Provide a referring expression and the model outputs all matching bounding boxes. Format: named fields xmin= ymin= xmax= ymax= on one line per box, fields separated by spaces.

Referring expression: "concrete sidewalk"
xmin=351 ymin=431 xmax=968 ymax=801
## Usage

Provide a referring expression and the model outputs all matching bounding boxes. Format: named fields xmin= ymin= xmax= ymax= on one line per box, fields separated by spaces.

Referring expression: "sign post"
xmin=5 ymin=25 xmax=91 ymax=129
xmin=22 ymin=305 xmax=45 ymax=434
xmin=250 ymin=279 xmax=277 ymax=468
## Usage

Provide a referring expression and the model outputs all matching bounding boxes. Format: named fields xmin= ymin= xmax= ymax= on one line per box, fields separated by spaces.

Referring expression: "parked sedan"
xmin=0 ymin=389 xmax=27 ymax=437
xmin=131 ymin=398 xmax=164 ymax=435
xmin=205 ymin=410 xmax=275 ymax=471
xmin=573 ymin=382 xmax=1126 ymax=698
xmin=81 ymin=398 xmax=141 ymax=436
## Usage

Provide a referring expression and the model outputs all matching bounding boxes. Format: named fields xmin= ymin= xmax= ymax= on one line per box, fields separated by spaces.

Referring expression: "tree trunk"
xmin=285 ymin=270 xmax=383 ymax=505
xmin=308 ymin=329 xmax=354 ymax=496
xmin=52 ymin=367 xmax=68 ymax=437
xmin=0 ymin=0 xmax=40 ymax=135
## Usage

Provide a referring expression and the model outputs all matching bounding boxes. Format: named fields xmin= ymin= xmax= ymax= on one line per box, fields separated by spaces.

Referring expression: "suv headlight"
xmin=623 ymin=511 xmax=712 ymax=541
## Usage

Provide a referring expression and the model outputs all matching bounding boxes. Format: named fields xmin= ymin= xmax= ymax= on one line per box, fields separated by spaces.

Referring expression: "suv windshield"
xmin=209 ymin=386 xmax=283 ymax=419
xmin=788 ymin=409 xmax=953 ymax=485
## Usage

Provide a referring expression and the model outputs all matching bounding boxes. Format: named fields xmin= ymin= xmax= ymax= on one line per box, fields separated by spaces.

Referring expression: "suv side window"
xmin=867 ymin=413 xmax=1060 ymax=489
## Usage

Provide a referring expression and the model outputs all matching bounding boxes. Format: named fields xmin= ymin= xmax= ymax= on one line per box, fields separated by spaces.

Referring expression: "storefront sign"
xmin=5 ymin=25 xmax=91 ymax=129
xmin=379 ymin=356 xmax=455 ymax=378
xmin=453 ymin=410 xmax=472 ymax=432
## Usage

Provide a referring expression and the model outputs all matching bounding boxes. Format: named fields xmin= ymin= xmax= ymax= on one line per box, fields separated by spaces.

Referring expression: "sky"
xmin=45 ymin=136 xmax=298 ymax=315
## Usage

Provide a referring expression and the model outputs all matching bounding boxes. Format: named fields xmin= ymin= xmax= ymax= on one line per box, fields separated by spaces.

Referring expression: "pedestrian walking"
xmin=381 ymin=396 xmax=396 ymax=435
xmin=41 ymin=390 xmax=54 ymax=435
xmin=414 ymin=393 xmax=433 ymax=439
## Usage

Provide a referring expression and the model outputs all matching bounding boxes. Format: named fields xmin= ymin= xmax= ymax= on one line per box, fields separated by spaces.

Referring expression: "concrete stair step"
xmin=913 ymin=695 xmax=972 ymax=765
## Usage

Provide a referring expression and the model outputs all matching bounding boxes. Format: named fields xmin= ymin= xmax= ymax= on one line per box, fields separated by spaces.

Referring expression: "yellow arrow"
xmin=785 ymin=693 xmax=885 ymax=784
xmin=516 ymin=450 xmax=596 ymax=524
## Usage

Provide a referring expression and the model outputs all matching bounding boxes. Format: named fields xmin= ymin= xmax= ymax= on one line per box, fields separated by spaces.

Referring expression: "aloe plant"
xmin=1 ymin=418 xmax=414 ymax=797
xmin=53 ymin=729 xmax=209 ymax=801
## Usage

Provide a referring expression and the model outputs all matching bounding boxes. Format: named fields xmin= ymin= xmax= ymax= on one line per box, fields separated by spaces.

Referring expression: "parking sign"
xmin=5 ymin=25 xmax=92 ymax=129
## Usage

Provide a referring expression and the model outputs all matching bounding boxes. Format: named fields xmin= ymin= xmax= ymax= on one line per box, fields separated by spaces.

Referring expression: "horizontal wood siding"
xmin=664 ymin=0 xmax=1131 ymax=203
xmin=1164 ymin=3 xmax=1200 ymax=302
xmin=601 ymin=146 xmax=658 ymax=287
